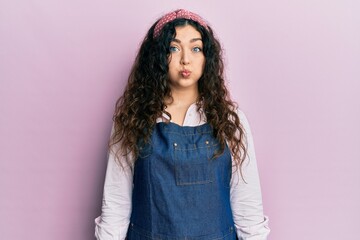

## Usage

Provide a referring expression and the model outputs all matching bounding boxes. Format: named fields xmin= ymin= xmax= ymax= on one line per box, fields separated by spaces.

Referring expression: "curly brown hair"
xmin=109 ymin=17 xmax=248 ymax=180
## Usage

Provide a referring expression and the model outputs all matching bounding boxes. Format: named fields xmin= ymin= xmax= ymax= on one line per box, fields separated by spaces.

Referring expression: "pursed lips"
xmin=180 ymin=69 xmax=191 ymax=77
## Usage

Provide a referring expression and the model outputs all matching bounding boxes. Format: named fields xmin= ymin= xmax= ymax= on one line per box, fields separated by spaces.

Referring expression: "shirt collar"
xmin=156 ymin=102 xmax=206 ymax=126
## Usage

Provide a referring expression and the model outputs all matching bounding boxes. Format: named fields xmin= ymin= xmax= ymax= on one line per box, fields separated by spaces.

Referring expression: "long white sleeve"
xmin=94 ymin=125 xmax=133 ymax=240
xmin=230 ymin=110 xmax=270 ymax=239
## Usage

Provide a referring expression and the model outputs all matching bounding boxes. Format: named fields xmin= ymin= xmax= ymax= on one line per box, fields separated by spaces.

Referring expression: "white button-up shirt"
xmin=95 ymin=103 xmax=270 ymax=239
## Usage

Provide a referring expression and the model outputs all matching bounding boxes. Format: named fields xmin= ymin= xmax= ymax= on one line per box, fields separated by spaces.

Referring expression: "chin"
xmin=178 ymin=81 xmax=199 ymax=89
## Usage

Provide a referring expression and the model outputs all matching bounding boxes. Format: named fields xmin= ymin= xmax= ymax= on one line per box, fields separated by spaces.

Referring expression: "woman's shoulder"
xmin=234 ymin=107 xmax=253 ymax=137
xmin=233 ymin=107 xmax=248 ymax=123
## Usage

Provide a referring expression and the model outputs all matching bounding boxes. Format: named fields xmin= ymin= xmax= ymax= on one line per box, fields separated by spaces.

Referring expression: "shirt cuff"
xmin=95 ymin=215 xmax=128 ymax=240
xmin=235 ymin=215 xmax=270 ymax=240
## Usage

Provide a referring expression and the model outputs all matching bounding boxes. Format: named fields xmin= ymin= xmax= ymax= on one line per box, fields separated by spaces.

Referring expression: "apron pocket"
xmin=175 ymin=162 xmax=213 ymax=185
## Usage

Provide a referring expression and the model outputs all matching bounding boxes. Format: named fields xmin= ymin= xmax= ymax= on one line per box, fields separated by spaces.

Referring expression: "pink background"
xmin=1 ymin=1 xmax=359 ymax=239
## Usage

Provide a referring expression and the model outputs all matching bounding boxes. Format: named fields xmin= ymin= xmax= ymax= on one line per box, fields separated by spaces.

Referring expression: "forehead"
xmin=173 ymin=25 xmax=202 ymax=41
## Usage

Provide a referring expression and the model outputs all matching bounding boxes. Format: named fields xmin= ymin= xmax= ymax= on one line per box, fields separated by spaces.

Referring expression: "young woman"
xmin=95 ymin=9 xmax=270 ymax=240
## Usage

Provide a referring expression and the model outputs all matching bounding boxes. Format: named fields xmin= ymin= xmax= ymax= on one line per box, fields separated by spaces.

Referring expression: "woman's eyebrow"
xmin=171 ymin=38 xmax=203 ymax=43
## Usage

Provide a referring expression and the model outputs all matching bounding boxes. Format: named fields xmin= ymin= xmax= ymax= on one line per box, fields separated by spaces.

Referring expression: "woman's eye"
xmin=169 ymin=46 xmax=179 ymax=52
xmin=193 ymin=47 xmax=202 ymax=52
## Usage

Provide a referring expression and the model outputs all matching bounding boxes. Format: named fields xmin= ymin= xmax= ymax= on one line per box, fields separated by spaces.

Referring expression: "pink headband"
xmin=153 ymin=9 xmax=209 ymax=38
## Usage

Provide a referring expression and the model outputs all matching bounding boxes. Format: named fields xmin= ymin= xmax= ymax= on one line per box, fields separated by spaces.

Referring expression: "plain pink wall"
xmin=1 ymin=1 xmax=359 ymax=239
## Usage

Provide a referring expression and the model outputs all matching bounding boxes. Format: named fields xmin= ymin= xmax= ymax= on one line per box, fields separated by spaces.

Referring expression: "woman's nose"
xmin=180 ymin=50 xmax=190 ymax=65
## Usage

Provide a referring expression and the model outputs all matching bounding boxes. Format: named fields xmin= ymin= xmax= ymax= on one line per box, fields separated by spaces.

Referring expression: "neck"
xmin=165 ymin=86 xmax=199 ymax=107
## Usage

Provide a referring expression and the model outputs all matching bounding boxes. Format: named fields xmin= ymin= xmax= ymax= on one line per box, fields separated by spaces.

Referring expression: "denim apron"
xmin=126 ymin=122 xmax=237 ymax=240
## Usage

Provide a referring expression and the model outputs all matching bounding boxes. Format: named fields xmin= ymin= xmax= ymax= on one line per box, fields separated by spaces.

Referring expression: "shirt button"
xmin=205 ymin=140 xmax=209 ymax=145
xmin=173 ymin=142 xmax=178 ymax=147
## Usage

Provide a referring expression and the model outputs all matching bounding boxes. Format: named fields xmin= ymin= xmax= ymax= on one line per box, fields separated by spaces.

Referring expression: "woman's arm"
xmin=230 ymin=109 xmax=270 ymax=240
xmin=95 ymin=124 xmax=133 ymax=240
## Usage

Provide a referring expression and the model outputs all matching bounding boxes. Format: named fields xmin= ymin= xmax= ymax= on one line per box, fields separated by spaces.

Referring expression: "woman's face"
xmin=167 ymin=24 xmax=205 ymax=91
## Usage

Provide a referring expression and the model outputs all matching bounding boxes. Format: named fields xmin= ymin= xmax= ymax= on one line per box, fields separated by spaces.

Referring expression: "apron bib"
xmin=127 ymin=122 xmax=236 ymax=240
